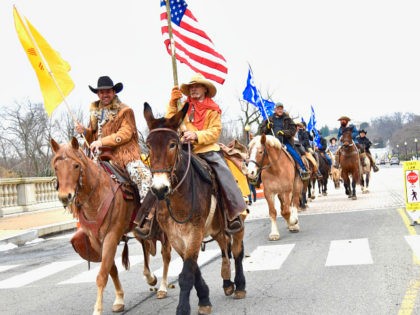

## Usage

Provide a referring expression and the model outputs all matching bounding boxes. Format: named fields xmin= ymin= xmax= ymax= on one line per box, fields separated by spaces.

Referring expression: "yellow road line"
xmin=398 ymin=208 xmax=420 ymax=315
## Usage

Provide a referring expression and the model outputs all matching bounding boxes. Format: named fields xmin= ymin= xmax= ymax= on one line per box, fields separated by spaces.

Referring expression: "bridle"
xmin=146 ymin=128 xmax=194 ymax=224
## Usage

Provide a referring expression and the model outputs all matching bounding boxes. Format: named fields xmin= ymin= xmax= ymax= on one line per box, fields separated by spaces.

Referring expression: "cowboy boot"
xmin=134 ymin=192 xmax=157 ymax=238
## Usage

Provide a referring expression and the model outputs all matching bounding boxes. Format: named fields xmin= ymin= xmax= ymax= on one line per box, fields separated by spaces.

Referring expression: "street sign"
xmin=403 ymin=161 xmax=420 ymax=214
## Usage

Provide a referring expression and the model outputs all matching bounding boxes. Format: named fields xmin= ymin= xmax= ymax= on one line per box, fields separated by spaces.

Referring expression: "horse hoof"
xmin=269 ymin=234 xmax=280 ymax=241
xmin=289 ymin=225 xmax=300 ymax=233
xmin=157 ymin=290 xmax=167 ymax=299
xmin=198 ymin=305 xmax=212 ymax=315
xmin=147 ymin=275 xmax=157 ymax=286
xmin=352 ymin=196 xmax=357 ymax=200
xmin=112 ymin=303 xmax=124 ymax=313
xmin=233 ymin=290 xmax=247 ymax=299
xmin=224 ymin=284 xmax=235 ymax=296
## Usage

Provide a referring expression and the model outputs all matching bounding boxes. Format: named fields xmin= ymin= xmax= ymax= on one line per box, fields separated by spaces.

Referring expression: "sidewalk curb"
xmin=0 ymin=220 xmax=77 ymax=246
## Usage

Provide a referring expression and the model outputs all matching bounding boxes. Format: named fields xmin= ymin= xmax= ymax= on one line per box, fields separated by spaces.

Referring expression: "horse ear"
xmin=169 ymin=102 xmax=189 ymax=129
xmin=144 ymin=102 xmax=155 ymax=129
xmin=261 ymin=133 xmax=267 ymax=145
xmin=51 ymin=138 xmax=60 ymax=153
xmin=71 ymin=137 xmax=79 ymax=150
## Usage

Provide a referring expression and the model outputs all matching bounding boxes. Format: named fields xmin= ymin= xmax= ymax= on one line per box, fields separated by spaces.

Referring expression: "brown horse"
xmin=50 ymin=137 xmax=171 ymax=315
xmin=339 ymin=127 xmax=361 ymax=199
xmin=358 ymin=143 xmax=371 ymax=193
xmin=315 ymin=151 xmax=331 ymax=196
xmin=142 ymin=102 xmax=246 ymax=315
xmin=246 ymin=134 xmax=302 ymax=241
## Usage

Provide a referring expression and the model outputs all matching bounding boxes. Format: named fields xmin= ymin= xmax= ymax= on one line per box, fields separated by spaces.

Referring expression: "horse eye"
xmin=169 ymin=142 xmax=177 ymax=149
xmin=74 ymin=164 xmax=80 ymax=169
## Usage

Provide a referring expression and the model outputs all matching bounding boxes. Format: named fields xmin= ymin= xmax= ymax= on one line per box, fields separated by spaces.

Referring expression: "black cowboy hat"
xmin=329 ymin=137 xmax=337 ymax=143
xmin=359 ymin=129 xmax=367 ymax=134
xmin=89 ymin=76 xmax=123 ymax=94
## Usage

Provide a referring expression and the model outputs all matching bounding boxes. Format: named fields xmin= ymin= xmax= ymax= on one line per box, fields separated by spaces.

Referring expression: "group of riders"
xmin=74 ymin=73 xmax=379 ymax=238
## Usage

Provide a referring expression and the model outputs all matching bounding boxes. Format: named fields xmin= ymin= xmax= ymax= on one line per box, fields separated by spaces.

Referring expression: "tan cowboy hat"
xmin=337 ymin=116 xmax=351 ymax=121
xmin=180 ymin=73 xmax=217 ymax=98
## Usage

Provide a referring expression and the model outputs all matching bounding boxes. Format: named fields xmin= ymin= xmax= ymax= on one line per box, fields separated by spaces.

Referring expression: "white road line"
xmin=404 ymin=235 xmax=420 ymax=260
xmin=243 ymin=244 xmax=295 ymax=271
xmin=0 ymin=260 xmax=81 ymax=289
xmin=59 ymin=255 xmax=143 ymax=284
xmin=0 ymin=265 xmax=20 ymax=273
xmin=325 ymin=238 xmax=373 ymax=266
xmin=154 ymin=249 xmax=220 ymax=278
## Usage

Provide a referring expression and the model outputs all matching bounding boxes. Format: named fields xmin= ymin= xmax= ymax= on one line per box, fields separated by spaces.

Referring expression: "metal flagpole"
xmin=247 ymin=63 xmax=274 ymax=136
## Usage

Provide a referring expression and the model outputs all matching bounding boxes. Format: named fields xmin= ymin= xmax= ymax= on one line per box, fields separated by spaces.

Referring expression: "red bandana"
xmin=186 ymin=97 xmax=221 ymax=130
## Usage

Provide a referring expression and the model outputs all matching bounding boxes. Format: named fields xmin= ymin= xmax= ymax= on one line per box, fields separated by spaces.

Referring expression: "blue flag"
xmin=307 ymin=105 xmax=321 ymax=147
xmin=242 ymin=68 xmax=274 ymax=120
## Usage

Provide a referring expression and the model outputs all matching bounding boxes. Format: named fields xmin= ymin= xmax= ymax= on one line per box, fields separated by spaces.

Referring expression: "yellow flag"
xmin=13 ymin=6 xmax=74 ymax=116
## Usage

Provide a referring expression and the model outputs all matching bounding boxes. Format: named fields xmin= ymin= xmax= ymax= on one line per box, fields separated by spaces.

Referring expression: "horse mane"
xmin=249 ymin=135 xmax=282 ymax=150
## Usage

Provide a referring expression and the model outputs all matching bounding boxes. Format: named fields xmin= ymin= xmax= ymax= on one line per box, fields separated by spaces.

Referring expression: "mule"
xmin=142 ymin=102 xmax=246 ymax=315
xmin=316 ymin=151 xmax=331 ymax=196
xmin=358 ymin=144 xmax=371 ymax=193
xmin=338 ymin=128 xmax=361 ymax=199
xmin=50 ymin=137 xmax=171 ymax=315
xmin=246 ymin=134 xmax=302 ymax=241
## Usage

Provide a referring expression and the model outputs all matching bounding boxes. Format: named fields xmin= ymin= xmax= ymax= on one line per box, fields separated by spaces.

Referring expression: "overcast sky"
xmin=2 ymin=0 xmax=420 ymax=130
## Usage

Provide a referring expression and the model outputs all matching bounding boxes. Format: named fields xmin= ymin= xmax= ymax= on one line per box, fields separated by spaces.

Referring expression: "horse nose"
xmin=151 ymin=186 xmax=169 ymax=200
xmin=58 ymin=192 xmax=73 ymax=206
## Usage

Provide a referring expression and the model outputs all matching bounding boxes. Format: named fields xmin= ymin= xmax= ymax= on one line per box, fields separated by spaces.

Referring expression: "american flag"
xmin=160 ymin=0 xmax=228 ymax=84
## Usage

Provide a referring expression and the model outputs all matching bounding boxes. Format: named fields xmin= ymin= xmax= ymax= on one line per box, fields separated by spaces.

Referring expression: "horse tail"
xmin=122 ymin=235 xmax=130 ymax=270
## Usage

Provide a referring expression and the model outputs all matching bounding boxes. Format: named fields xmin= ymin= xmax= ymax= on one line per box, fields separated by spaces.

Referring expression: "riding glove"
xmin=266 ymin=121 xmax=273 ymax=129
xmin=277 ymin=130 xmax=284 ymax=136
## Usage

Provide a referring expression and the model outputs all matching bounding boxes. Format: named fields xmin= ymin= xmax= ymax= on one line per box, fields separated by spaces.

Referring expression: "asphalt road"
xmin=1 ymin=164 xmax=419 ymax=315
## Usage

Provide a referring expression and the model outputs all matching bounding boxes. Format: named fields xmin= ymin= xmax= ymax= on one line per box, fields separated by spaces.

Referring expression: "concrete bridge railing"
xmin=0 ymin=177 xmax=62 ymax=217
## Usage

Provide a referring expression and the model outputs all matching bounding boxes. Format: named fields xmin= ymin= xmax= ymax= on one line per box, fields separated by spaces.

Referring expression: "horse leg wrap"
xmin=176 ymin=259 xmax=196 ymax=315
xmin=234 ymin=242 xmax=246 ymax=292
xmin=194 ymin=267 xmax=211 ymax=307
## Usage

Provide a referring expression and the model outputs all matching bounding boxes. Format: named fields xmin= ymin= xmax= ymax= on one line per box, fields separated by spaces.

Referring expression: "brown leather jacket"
xmin=84 ymin=97 xmax=141 ymax=168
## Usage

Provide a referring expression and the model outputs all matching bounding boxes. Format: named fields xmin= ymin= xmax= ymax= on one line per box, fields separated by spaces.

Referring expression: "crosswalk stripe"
xmin=244 ymin=244 xmax=295 ymax=271
xmin=325 ymin=238 xmax=373 ymax=266
xmin=59 ymin=255 xmax=143 ymax=284
xmin=154 ymin=249 xmax=220 ymax=278
xmin=0 ymin=265 xmax=20 ymax=273
xmin=0 ymin=260 xmax=81 ymax=289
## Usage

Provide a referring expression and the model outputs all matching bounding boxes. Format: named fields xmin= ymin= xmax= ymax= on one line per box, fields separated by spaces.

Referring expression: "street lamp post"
xmin=244 ymin=124 xmax=251 ymax=145
xmin=404 ymin=141 xmax=408 ymax=161
xmin=396 ymin=144 xmax=399 ymax=159
xmin=415 ymin=138 xmax=418 ymax=160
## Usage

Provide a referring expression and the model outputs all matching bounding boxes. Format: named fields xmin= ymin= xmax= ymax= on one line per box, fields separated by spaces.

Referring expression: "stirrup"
xmin=133 ymin=217 xmax=153 ymax=240
xmin=225 ymin=216 xmax=243 ymax=234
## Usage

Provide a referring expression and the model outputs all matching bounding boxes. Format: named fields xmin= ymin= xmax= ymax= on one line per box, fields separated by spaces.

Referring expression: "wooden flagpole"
xmin=164 ymin=0 xmax=186 ymax=130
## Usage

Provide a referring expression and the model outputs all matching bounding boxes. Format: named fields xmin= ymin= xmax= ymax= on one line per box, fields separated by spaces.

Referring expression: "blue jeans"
xmin=284 ymin=142 xmax=307 ymax=171
xmin=323 ymin=152 xmax=332 ymax=166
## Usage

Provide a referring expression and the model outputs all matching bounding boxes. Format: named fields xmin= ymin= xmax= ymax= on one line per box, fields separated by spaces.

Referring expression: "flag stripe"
xmin=160 ymin=0 xmax=227 ymax=84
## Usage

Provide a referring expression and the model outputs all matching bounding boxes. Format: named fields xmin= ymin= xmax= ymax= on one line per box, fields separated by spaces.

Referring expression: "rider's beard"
xmin=340 ymin=122 xmax=347 ymax=127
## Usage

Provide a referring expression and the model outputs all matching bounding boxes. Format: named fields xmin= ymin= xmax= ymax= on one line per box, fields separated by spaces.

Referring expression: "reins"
xmin=147 ymin=127 xmax=195 ymax=224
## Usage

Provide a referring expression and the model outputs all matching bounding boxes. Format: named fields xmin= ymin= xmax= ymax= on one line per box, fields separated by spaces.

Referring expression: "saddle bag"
xmin=70 ymin=229 xmax=101 ymax=263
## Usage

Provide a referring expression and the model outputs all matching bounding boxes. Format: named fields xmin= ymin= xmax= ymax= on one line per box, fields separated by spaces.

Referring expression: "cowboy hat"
xmin=89 ymin=76 xmax=123 ymax=94
xmin=337 ymin=116 xmax=351 ymax=121
xmin=329 ymin=137 xmax=337 ymax=143
xmin=180 ymin=73 xmax=217 ymax=98
xmin=359 ymin=129 xmax=367 ymax=134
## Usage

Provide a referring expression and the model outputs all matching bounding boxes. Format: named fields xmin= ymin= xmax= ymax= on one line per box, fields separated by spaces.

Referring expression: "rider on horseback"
xmin=333 ymin=115 xmax=359 ymax=168
xmin=260 ymin=103 xmax=310 ymax=180
xmin=74 ymin=76 xmax=152 ymax=201
xmin=136 ymin=73 xmax=246 ymax=235
xmin=296 ymin=122 xmax=322 ymax=179
xmin=356 ymin=129 xmax=379 ymax=172
xmin=315 ymin=131 xmax=332 ymax=167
